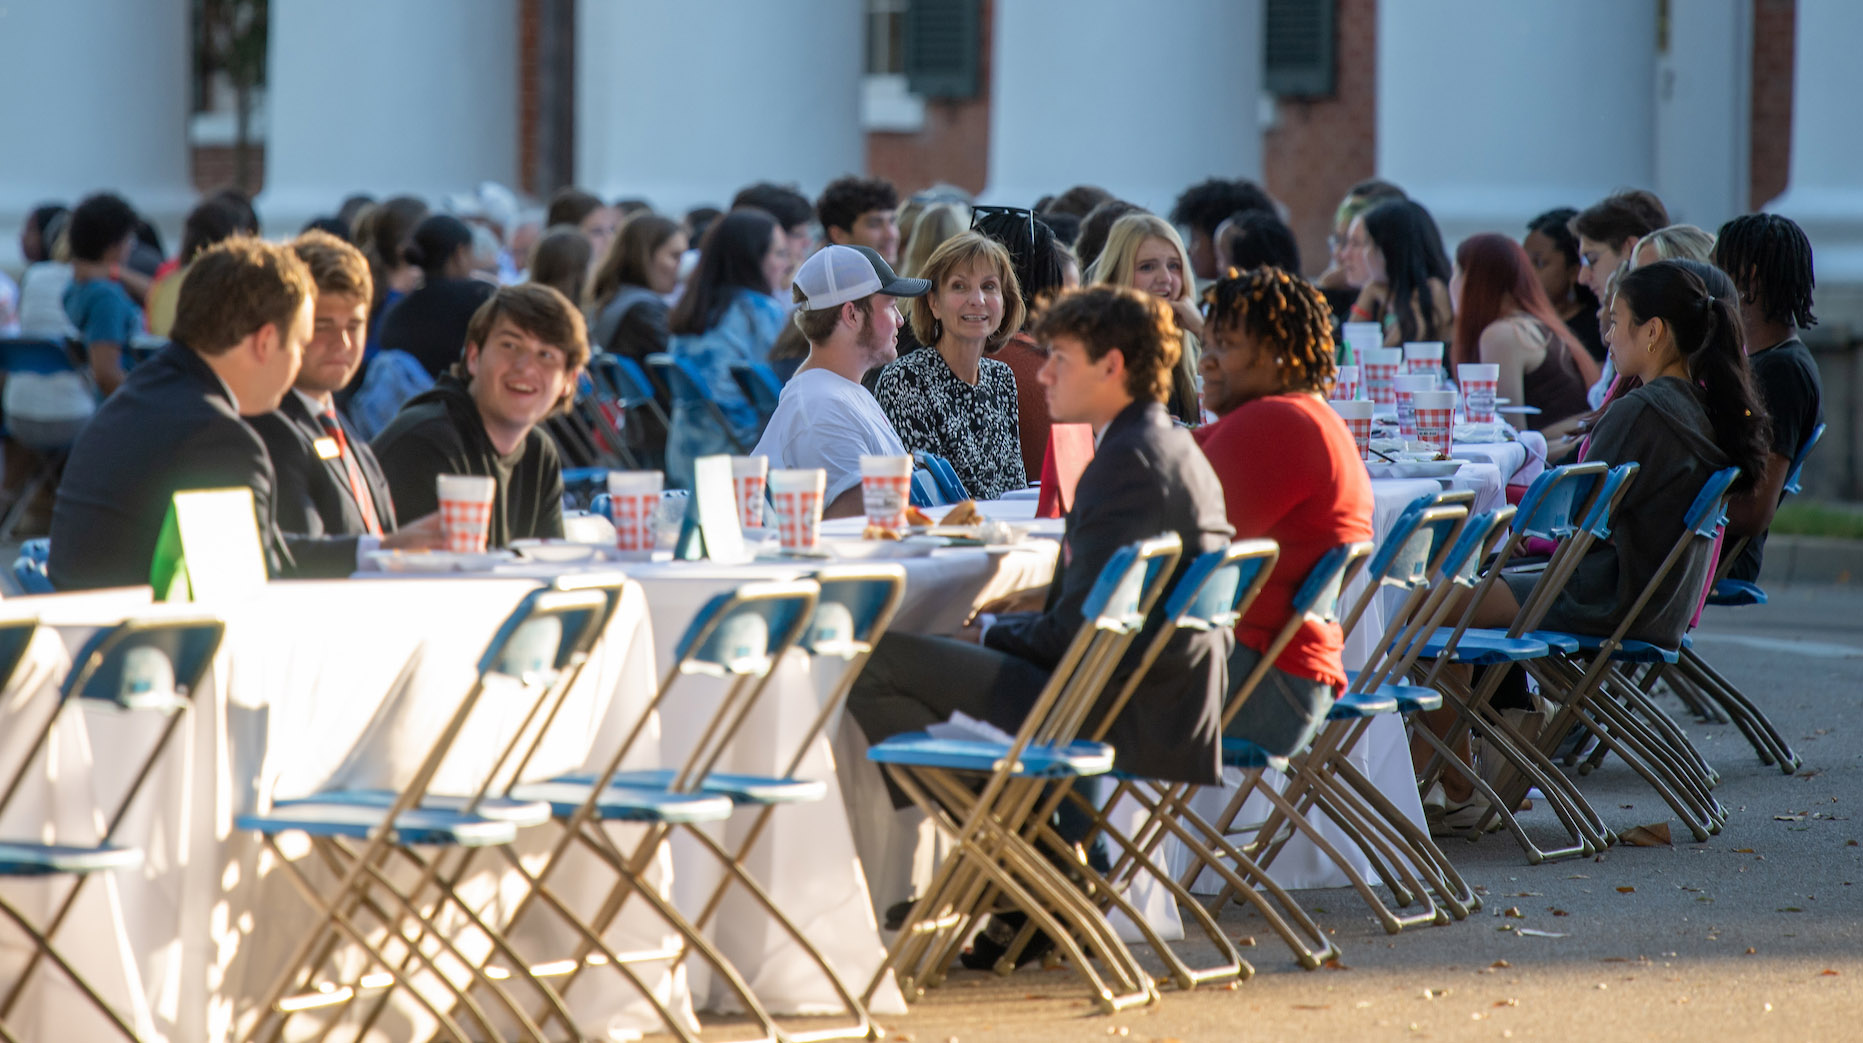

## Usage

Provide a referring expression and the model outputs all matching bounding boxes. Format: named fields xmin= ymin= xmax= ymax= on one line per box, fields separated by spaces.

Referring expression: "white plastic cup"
xmin=1332 ymin=364 xmax=1361 ymax=402
xmin=1328 ymin=399 xmax=1375 ymax=461
xmin=1411 ymin=390 xmax=1457 ymax=456
xmin=1393 ymin=374 xmax=1435 ymax=439
xmin=1458 ymin=363 xmax=1501 ymax=423
xmin=1342 ymin=322 xmax=1383 ymax=365
xmin=1403 ymin=342 xmax=1445 ymax=385
xmin=768 ymin=469 xmax=827 ymax=552
xmin=730 ymin=456 xmax=769 ymax=529
xmin=436 ymin=474 xmax=497 ymax=553
xmin=607 ymin=470 xmax=665 ymax=551
xmin=859 ymin=454 xmax=914 ymax=532
xmin=1363 ymin=347 xmax=1403 ymax=405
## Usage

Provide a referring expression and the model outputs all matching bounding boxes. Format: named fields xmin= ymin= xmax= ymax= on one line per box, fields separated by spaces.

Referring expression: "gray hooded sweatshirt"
xmin=1509 ymin=375 xmax=1732 ymax=646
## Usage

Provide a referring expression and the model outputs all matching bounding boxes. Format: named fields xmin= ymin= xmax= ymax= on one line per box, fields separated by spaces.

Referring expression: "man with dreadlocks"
xmin=1713 ymin=213 xmax=1824 ymax=583
xmin=1195 ymin=267 xmax=1374 ymax=754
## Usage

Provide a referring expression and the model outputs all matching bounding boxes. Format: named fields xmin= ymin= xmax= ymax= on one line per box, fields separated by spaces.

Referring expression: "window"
xmin=1264 ymin=0 xmax=1336 ymax=98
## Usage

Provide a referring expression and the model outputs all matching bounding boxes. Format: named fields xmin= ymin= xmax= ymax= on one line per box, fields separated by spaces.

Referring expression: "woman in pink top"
xmin=1194 ymin=267 xmax=1375 ymax=754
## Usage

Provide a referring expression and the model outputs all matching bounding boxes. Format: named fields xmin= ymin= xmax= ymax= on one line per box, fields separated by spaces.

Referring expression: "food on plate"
xmin=904 ymin=505 xmax=936 ymax=528
xmin=862 ymin=525 xmax=903 ymax=541
xmin=941 ymin=500 xmax=982 ymax=526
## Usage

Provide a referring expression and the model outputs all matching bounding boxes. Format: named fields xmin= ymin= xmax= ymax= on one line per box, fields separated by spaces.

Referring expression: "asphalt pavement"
xmin=871 ymin=583 xmax=1863 ymax=1043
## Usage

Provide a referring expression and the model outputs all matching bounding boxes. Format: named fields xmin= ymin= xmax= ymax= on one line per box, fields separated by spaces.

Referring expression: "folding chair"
xmin=1518 ymin=467 xmax=1743 ymax=844
xmin=1412 ymin=462 xmax=1622 ymax=862
xmin=1022 ymin=539 xmax=1334 ymax=987
xmin=866 ymin=535 xmax=1183 ymax=1013
xmin=1210 ymin=496 xmax=1474 ymax=934
xmin=496 ymin=580 xmax=836 ymax=1043
xmin=0 ymin=338 xmax=96 ymax=542
xmin=1653 ymin=422 xmax=1824 ymax=771
xmin=0 ymin=614 xmax=221 ymax=1043
xmin=11 ymin=539 xmax=52 ymax=595
xmin=236 ymin=583 xmax=616 ymax=1043
xmin=912 ymin=451 xmax=971 ymax=504
xmin=590 ymin=354 xmax=672 ymax=469
xmin=908 ymin=469 xmax=942 ymax=508
xmin=729 ymin=363 xmax=784 ymax=424
xmin=649 ymin=352 xmax=756 ymax=454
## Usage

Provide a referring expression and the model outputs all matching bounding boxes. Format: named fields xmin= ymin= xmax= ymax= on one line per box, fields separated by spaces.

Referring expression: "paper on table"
xmin=691 ymin=454 xmax=751 ymax=563
xmin=924 ymin=710 xmax=1017 ymax=745
xmin=152 ymin=488 xmax=269 ymax=601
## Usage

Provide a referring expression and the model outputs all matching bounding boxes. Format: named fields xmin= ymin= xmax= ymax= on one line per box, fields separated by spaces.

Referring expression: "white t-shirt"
xmin=751 ymin=366 xmax=906 ymax=502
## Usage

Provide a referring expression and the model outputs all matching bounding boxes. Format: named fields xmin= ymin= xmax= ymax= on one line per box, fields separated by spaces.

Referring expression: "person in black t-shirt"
xmin=373 ymin=283 xmax=589 ymax=548
xmin=1715 ymin=214 xmax=1825 ymax=582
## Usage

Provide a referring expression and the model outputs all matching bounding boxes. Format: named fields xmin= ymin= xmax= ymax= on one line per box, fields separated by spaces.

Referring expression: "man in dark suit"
xmin=49 ymin=237 xmax=441 ymax=591
xmin=250 ymin=231 xmax=398 ymax=539
xmin=847 ymin=284 xmax=1235 ymax=787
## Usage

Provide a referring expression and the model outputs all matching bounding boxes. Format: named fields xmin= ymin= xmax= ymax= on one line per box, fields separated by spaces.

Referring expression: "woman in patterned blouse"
xmin=874 ymin=232 xmax=1030 ymax=500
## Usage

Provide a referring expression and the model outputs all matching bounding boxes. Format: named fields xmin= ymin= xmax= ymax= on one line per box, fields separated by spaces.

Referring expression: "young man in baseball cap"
xmin=750 ymin=244 xmax=928 ymax=518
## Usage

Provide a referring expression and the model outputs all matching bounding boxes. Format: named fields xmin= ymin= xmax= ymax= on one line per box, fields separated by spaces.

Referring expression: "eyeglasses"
xmin=970 ymin=204 xmax=1038 ymax=245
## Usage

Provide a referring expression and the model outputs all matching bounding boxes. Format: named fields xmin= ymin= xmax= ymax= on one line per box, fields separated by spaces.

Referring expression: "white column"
xmin=984 ymin=0 xmax=1263 ymax=215
xmin=1654 ymin=0 xmax=1751 ymax=233
xmin=576 ymin=0 xmax=864 ymax=214
xmin=1767 ymin=0 xmax=1863 ymax=312
xmin=1377 ymin=0 xmax=1657 ymax=246
xmin=0 ymin=0 xmax=193 ymax=268
xmin=259 ymin=0 xmax=519 ymax=235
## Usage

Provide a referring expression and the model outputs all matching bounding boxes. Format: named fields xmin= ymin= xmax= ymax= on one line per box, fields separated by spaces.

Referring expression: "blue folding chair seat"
xmin=12 ymin=538 xmax=52 ymax=594
xmin=541 ymin=768 xmax=826 ymax=806
xmin=1326 ymin=689 xmax=1399 ymax=719
xmin=505 ymin=779 xmax=736 ymax=823
xmin=235 ymin=801 xmax=523 ymax=847
xmin=1220 ymin=736 xmax=1291 ymax=774
xmin=1551 ymin=631 xmax=1680 ymax=664
xmin=909 ymin=468 xmax=940 ymax=508
xmin=867 ymin=733 xmax=1115 ymax=779
xmin=0 ymin=841 xmax=143 ymax=877
xmin=1418 ymin=627 xmax=1553 ymax=664
xmin=1706 ymin=578 xmax=1767 ymax=607
xmin=268 ymin=789 xmax=554 ymax=826
xmin=914 ymin=452 xmax=970 ymax=503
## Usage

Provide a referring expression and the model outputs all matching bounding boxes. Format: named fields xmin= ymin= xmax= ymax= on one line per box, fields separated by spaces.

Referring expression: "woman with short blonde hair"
xmin=1086 ymin=212 xmax=1204 ymax=423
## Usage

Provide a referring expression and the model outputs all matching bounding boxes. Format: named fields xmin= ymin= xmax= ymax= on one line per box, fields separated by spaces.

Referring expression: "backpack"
xmin=346 ymin=349 xmax=434 ymax=439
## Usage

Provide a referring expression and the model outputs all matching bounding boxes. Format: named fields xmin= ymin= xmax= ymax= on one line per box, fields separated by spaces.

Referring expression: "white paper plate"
xmin=510 ymin=539 xmax=607 ymax=564
xmin=825 ymin=536 xmax=946 ymax=560
xmin=1390 ymin=460 xmax=1463 ymax=479
xmin=364 ymin=550 xmax=518 ymax=573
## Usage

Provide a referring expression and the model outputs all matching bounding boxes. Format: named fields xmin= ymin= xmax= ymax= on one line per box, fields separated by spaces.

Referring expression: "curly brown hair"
xmin=1203 ymin=266 xmax=1337 ymax=395
xmin=1033 ymin=285 xmax=1180 ymax=404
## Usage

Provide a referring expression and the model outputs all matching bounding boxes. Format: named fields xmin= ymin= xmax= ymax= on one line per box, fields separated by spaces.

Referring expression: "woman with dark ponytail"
xmin=376 ymin=213 xmax=495 ymax=378
xmin=1488 ymin=259 xmax=1768 ymax=647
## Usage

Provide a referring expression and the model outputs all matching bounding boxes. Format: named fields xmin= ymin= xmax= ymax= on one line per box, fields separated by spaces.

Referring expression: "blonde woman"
xmin=1632 ymin=224 xmax=1715 ymax=268
xmin=874 ymin=231 xmax=1028 ymax=499
xmin=1086 ymin=212 xmax=1204 ymax=423
xmin=899 ymin=202 xmax=969 ymax=278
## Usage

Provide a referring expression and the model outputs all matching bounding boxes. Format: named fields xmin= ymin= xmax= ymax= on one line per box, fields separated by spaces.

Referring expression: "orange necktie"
xmin=318 ymin=410 xmax=383 ymax=536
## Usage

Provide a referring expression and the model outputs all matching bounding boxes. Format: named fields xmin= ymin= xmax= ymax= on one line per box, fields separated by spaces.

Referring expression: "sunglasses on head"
xmin=970 ymin=204 xmax=1038 ymax=244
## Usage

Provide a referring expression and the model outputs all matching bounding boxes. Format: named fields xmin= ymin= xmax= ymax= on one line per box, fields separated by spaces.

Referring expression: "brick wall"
xmin=1750 ymin=0 xmax=1795 ymax=210
xmin=1261 ymin=0 xmax=1377 ymax=280
xmin=191 ymin=144 xmax=264 ymax=196
xmin=865 ymin=0 xmax=993 ymax=197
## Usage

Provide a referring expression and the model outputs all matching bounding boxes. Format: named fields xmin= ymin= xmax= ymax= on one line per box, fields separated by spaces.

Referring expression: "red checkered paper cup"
xmin=436 ymin=474 xmax=496 ymax=553
xmin=1458 ymin=363 xmax=1500 ymax=423
xmin=1403 ymin=341 xmax=1444 ymax=385
xmin=768 ymin=468 xmax=827 ymax=552
xmin=1412 ymin=390 xmax=1456 ymax=456
xmin=730 ymin=456 xmax=768 ymax=529
xmin=859 ymin=454 xmax=913 ymax=532
xmin=1332 ymin=364 xmax=1360 ymax=402
xmin=607 ymin=470 xmax=664 ymax=551
xmin=1329 ymin=399 xmax=1375 ymax=461
xmin=1394 ymin=374 xmax=1434 ymax=439
xmin=1363 ymin=348 xmax=1403 ymax=405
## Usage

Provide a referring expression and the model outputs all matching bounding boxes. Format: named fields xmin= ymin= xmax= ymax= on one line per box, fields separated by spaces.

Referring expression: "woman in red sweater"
xmin=1194 ymin=267 xmax=1375 ymax=753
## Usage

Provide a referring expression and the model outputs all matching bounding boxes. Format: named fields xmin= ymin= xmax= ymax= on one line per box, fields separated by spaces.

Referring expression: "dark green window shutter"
xmin=1265 ymin=0 xmax=1336 ymax=97
xmin=904 ymin=0 xmax=981 ymax=99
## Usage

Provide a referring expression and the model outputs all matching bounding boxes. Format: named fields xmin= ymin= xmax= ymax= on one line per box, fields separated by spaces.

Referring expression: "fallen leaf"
xmin=1621 ymin=823 xmax=1673 ymax=847
xmin=1551 ymin=908 xmax=1570 ymax=916
xmin=1780 ymin=907 xmax=1805 ymax=913
xmin=1495 ymin=998 xmax=1519 ymax=1007
xmin=1617 ymin=886 xmax=1637 ymax=893
xmin=1508 ymin=891 xmax=1543 ymax=898
xmin=1490 ymin=959 xmax=1511 ymax=969
xmin=1504 ymin=906 xmax=1524 ymax=918
xmin=1820 ymin=969 xmax=1841 ymax=976
xmin=1235 ymin=936 xmax=1257 ymax=947
xmin=1291 ymin=1004 xmax=1331 ymax=1011
xmin=1775 ymin=814 xmax=1806 ymax=822
xmin=1323 ymin=957 xmax=1351 ymax=971
xmin=1733 ymin=848 xmax=1756 ymax=853
xmin=1746 ymin=947 xmax=1757 ymax=954
xmin=1517 ymin=928 xmax=1567 ymax=938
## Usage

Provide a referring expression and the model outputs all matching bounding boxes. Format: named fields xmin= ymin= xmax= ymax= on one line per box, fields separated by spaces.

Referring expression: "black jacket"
xmin=985 ymin=400 xmax=1235 ymax=784
xmin=250 ymin=390 xmax=398 ymax=539
xmin=371 ymin=374 xmax=565 ymax=548
xmin=49 ymin=342 xmax=359 ymax=590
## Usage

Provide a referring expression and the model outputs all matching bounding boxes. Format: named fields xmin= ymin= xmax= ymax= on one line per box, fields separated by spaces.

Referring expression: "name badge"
xmin=313 ymin=437 xmax=341 ymax=460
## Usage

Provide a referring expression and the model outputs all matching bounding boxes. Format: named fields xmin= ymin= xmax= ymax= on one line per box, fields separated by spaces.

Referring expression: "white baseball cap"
xmin=792 ymin=244 xmax=930 ymax=311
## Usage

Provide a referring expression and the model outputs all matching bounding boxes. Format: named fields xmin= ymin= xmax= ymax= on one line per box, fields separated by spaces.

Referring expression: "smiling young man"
xmin=49 ymin=236 xmax=432 ymax=589
xmin=249 ymin=230 xmax=400 ymax=540
xmin=371 ymin=283 xmax=588 ymax=547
